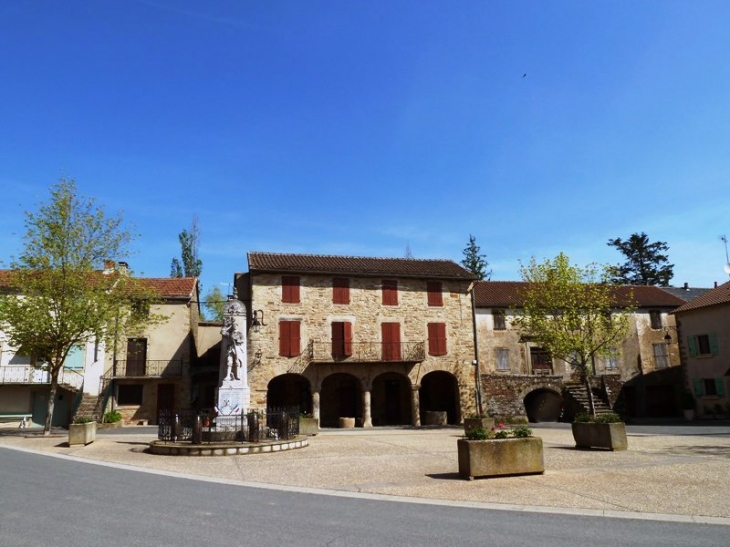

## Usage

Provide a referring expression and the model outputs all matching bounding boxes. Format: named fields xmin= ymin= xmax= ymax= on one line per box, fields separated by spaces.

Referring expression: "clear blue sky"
xmin=1 ymin=1 xmax=729 ymax=296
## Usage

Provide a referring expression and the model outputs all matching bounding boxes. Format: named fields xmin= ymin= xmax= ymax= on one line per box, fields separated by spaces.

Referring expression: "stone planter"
xmin=338 ymin=417 xmax=355 ymax=428
xmin=424 ymin=411 xmax=448 ymax=426
xmin=463 ymin=417 xmax=494 ymax=434
xmin=68 ymin=421 xmax=97 ymax=446
xmin=571 ymin=422 xmax=627 ymax=451
xmin=299 ymin=416 xmax=319 ymax=436
xmin=457 ymin=437 xmax=544 ymax=480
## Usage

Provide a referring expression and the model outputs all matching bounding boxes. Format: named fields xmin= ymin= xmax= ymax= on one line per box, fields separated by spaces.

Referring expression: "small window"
xmin=381 ymin=322 xmax=401 ymax=361
xmin=427 ymin=323 xmax=447 ymax=356
xmin=653 ymin=343 xmax=668 ymax=369
xmin=427 ymin=281 xmax=443 ymax=307
xmin=689 ymin=334 xmax=718 ymax=357
xmin=279 ymin=320 xmax=301 ymax=357
xmin=495 ymin=348 xmax=509 ymax=371
xmin=604 ymin=347 xmax=618 ymax=370
xmin=694 ymin=378 xmax=725 ymax=397
xmin=333 ymin=278 xmax=350 ymax=305
xmin=704 ymin=379 xmax=718 ymax=396
xmin=382 ymin=280 xmax=398 ymax=306
xmin=331 ymin=321 xmax=353 ymax=358
xmin=63 ymin=345 xmax=85 ymax=370
xmin=118 ymin=384 xmax=144 ymax=405
xmin=282 ymin=276 xmax=300 ymax=304
xmin=493 ymin=310 xmax=506 ymax=330
xmin=649 ymin=310 xmax=662 ymax=330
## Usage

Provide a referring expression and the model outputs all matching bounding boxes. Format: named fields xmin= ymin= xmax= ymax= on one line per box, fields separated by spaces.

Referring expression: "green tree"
xmin=607 ymin=232 xmax=674 ymax=286
xmin=0 ymin=179 xmax=159 ymax=434
xmin=171 ymin=217 xmax=202 ymax=279
xmin=203 ymin=285 xmax=225 ymax=321
xmin=512 ymin=253 xmax=633 ymax=417
xmin=461 ymin=234 xmax=491 ymax=280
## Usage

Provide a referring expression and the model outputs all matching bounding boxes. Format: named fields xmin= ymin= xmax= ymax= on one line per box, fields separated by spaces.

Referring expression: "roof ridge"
xmin=248 ymin=251 xmax=457 ymax=263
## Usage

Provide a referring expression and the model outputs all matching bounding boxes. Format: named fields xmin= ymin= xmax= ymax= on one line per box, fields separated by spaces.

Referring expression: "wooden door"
xmin=126 ymin=338 xmax=147 ymax=376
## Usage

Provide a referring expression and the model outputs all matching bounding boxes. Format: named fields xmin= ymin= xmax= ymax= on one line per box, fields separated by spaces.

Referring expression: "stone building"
xmin=473 ymin=281 xmax=687 ymax=420
xmin=233 ymin=252 xmax=478 ymax=426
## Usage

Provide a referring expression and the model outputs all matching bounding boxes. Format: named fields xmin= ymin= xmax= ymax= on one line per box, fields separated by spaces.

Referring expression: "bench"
xmin=0 ymin=413 xmax=33 ymax=428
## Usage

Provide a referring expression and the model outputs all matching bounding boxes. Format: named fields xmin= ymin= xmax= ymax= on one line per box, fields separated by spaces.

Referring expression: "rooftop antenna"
xmin=720 ymin=235 xmax=730 ymax=278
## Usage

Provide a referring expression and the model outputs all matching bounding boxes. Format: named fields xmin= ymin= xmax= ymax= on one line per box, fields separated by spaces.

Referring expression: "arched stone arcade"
xmin=371 ymin=372 xmax=412 ymax=426
xmin=266 ymin=373 xmax=313 ymax=413
xmin=523 ymin=387 xmax=563 ymax=422
xmin=419 ymin=370 xmax=461 ymax=425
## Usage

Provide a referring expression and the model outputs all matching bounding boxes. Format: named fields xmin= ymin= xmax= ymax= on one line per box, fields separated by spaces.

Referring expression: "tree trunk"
xmin=44 ymin=370 xmax=59 ymax=436
xmin=582 ymin=365 xmax=596 ymax=418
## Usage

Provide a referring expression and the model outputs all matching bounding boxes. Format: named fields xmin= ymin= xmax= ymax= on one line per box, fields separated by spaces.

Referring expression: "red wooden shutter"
xmin=427 ymin=281 xmax=443 ymax=307
xmin=343 ymin=321 xmax=353 ymax=356
xmin=333 ymin=278 xmax=350 ymax=304
xmin=428 ymin=323 xmax=447 ymax=356
xmin=382 ymin=322 xmax=401 ymax=361
xmin=382 ymin=280 xmax=398 ymax=306
xmin=332 ymin=322 xmax=344 ymax=357
xmin=280 ymin=320 xmax=301 ymax=357
xmin=289 ymin=321 xmax=300 ymax=356
xmin=282 ymin=276 xmax=300 ymax=303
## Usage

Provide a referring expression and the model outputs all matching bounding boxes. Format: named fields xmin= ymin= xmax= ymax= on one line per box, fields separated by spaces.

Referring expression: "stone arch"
xmin=371 ymin=372 xmax=412 ymax=426
xmin=266 ymin=374 xmax=312 ymax=413
xmin=319 ymin=372 xmax=363 ymax=428
xmin=523 ymin=387 xmax=563 ymax=423
xmin=419 ymin=370 xmax=460 ymax=425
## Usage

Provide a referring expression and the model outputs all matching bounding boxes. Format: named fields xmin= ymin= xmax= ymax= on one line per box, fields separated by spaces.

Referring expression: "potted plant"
xmin=100 ymin=410 xmax=123 ymax=429
xmin=463 ymin=413 xmax=494 ymax=434
xmin=571 ymin=412 xmax=627 ymax=451
xmin=682 ymin=391 xmax=695 ymax=421
xmin=68 ymin=416 xmax=97 ymax=446
xmin=298 ymin=412 xmax=319 ymax=436
xmin=457 ymin=423 xmax=544 ymax=480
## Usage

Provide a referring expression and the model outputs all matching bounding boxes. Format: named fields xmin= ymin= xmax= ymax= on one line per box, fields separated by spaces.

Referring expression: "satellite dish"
xmin=724 ymin=263 xmax=730 ymax=275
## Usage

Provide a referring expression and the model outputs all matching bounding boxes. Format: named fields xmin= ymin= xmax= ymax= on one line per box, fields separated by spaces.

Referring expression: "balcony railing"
xmin=307 ymin=341 xmax=425 ymax=364
xmin=0 ymin=366 xmax=84 ymax=390
xmin=109 ymin=359 xmax=184 ymax=378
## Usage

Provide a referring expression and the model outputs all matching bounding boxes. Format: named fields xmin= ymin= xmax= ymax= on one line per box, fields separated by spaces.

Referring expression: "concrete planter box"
xmin=424 ymin=411 xmax=448 ymax=426
xmin=457 ymin=437 xmax=544 ymax=480
xmin=68 ymin=421 xmax=97 ymax=446
xmin=338 ymin=417 xmax=355 ymax=428
xmin=463 ymin=417 xmax=494 ymax=434
xmin=299 ymin=416 xmax=319 ymax=436
xmin=571 ymin=422 xmax=627 ymax=451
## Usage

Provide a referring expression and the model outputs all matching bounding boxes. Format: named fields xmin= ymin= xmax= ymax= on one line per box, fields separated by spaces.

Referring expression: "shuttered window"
xmin=381 ymin=322 xmax=401 ymax=361
xmin=427 ymin=323 xmax=447 ymax=356
xmin=427 ymin=281 xmax=443 ymax=307
xmin=495 ymin=348 xmax=510 ymax=371
xmin=333 ymin=278 xmax=350 ymax=304
xmin=688 ymin=334 xmax=718 ymax=357
xmin=279 ymin=320 xmax=301 ymax=357
xmin=331 ymin=321 xmax=353 ymax=358
xmin=282 ymin=276 xmax=300 ymax=303
xmin=382 ymin=280 xmax=398 ymax=306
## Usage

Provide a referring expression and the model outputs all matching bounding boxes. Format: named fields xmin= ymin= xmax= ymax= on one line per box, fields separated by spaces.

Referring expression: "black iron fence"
xmin=157 ymin=408 xmax=300 ymax=444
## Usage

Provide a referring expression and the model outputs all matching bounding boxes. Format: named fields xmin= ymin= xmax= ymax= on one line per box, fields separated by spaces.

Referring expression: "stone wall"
xmin=481 ymin=374 xmax=564 ymax=419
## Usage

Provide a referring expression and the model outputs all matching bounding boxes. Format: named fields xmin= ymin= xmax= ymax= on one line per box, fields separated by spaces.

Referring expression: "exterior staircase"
xmin=564 ymin=382 xmax=613 ymax=416
xmin=72 ymin=393 xmax=103 ymax=423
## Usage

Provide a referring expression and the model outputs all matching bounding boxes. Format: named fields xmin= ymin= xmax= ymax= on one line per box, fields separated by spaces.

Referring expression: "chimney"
xmin=683 ymin=282 xmax=689 ymax=290
xmin=715 ymin=281 xmax=718 ymax=288
xmin=103 ymin=259 xmax=115 ymax=275
xmin=117 ymin=261 xmax=129 ymax=275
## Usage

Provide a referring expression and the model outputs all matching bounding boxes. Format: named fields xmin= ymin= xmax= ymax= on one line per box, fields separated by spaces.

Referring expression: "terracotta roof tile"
xmin=673 ymin=281 xmax=730 ymax=313
xmin=247 ymin=252 xmax=476 ymax=280
xmin=474 ymin=281 xmax=686 ymax=309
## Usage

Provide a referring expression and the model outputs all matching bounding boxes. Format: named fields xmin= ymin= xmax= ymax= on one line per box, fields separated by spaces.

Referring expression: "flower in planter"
xmin=465 ymin=423 xmax=532 ymax=440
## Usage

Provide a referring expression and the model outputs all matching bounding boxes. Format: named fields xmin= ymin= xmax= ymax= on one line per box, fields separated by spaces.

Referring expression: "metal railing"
xmin=157 ymin=408 xmax=300 ymax=444
xmin=108 ymin=359 xmax=183 ymax=378
xmin=308 ymin=341 xmax=426 ymax=363
xmin=0 ymin=366 xmax=84 ymax=390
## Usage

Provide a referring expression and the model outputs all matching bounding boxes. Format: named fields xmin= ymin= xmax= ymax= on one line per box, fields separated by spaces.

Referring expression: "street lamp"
xmin=251 ymin=310 xmax=266 ymax=333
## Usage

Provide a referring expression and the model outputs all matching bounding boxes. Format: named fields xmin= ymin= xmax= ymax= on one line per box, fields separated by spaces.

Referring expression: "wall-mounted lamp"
xmin=251 ymin=310 xmax=266 ymax=333
xmin=663 ymin=326 xmax=678 ymax=344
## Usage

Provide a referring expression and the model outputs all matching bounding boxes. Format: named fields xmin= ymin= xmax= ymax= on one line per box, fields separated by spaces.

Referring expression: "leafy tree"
xmin=203 ymin=286 xmax=225 ymax=322
xmin=512 ymin=253 xmax=633 ymax=417
xmin=171 ymin=217 xmax=202 ymax=278
xmin=461 ymin=234 xmax=491 ymax=280
xmin=0 ymin=179 xmax=159 ymax=434
xmin=607 ymin=232 xmax=674 ymax=286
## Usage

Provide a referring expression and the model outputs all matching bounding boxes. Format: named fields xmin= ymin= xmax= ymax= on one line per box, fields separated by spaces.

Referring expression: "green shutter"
xmin=688 ymin=336 xmax=697 ymax=357
xmin=710 ymin=333 xmax=719 ymax=356
xmin=715 ymin=378 xmax=725 ymax=396
xmin=693 ymin=379 xmax=704 ymax=396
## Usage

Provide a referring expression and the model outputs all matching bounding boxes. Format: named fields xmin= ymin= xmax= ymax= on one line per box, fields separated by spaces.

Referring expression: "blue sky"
xmin=1 ymin=1 xmax=729 ymax=296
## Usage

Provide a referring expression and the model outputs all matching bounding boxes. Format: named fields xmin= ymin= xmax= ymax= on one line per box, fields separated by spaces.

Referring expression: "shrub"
xmin=103 ymin=411 xmax=122 ymax=423
xmin=594 ymin=412 xmax=622 ymax=424
xmin=73 ymin=416 xmax=94 ymax=424
xmin=573 ymin=412 xmax=592 ymax=423
xmin=465 ymin=426 xmax=489 ymax=440
xmin=512 ymin=425 xmax=532 ymax=438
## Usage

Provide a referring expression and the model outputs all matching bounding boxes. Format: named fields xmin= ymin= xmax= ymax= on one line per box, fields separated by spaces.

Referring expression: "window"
xmin=649 ymin=310 xmax=662 ymax=330
xmin=427 ymin=323 xmax=447 ymax=356
xmin=495 ymin=348 xmax=509 ymax=371
xmin=132 ymin=299 xmax=150 ymax=320
xmin=604 ymin=347 xmax=618 ymax=370
xmin=63 ymin=345 xmax=85 ymax=370
xmin=279 ymin=320 xmax=301 ymax=357
xmin=694 ymin=378 xmax=725 ymax=397
xmin=688 ymin=334 xmax=718 ymax=357
xmin=427 ymin=281 xmax=443 ymax=307
xmin=381 ymin=322 xmax=401 ymax=361
xmin=282 ymin=276 xmax=300 ymax=303
xmin=333 ymin=278 xmax=350 ymax=304
xmin=653 ymin=343 xmax=669 ymax=369
xmin=331 ymin=321 xmax=353 ymax=358
xmin=126 ymin=338 xmax=147 ymax=376
xmin=382 ymin=280 xmax=398 ymax=306
xmin=117 ymin=384 xmax=144 ymax=405
xmin=493 ymin=309 xmax=506 ymax=330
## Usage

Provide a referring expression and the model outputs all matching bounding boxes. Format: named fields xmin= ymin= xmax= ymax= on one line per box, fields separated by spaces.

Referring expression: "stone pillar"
xmin=363 ymin=389 xmax=373 ymax=428
xmin=411 ymin=385 xmax=421 ymax=427
xmin=312 ymin=390 xmax=320 ymax=421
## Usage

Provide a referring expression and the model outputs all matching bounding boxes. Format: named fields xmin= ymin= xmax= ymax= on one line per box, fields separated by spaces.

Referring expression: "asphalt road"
xmin=0 ymin=447 xmax=726 ymax=547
